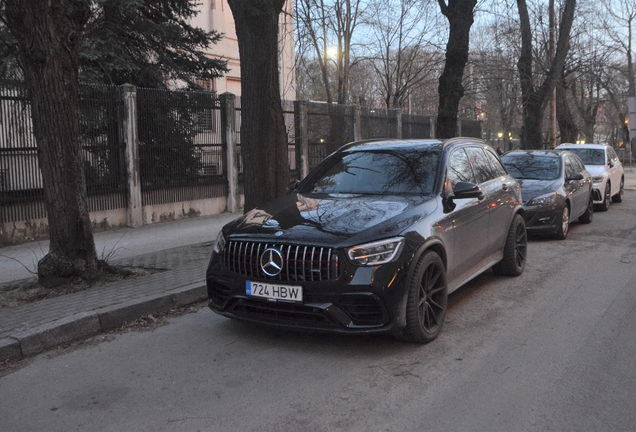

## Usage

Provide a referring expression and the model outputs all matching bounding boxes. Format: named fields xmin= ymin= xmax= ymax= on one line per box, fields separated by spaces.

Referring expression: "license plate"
xmin=246 ymin=281 xmax=303 ymax=302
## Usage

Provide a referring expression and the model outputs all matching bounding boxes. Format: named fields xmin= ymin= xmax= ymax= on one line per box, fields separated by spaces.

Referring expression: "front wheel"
xmin=597 ymin=183 xmax=611 ymax=212
xmin=554 ymin=204 xmax=570 ymax=240
xmin=493 ymin=214 xmax=527 ymax=276
xmin=403 ymin=251 xmax=448 ymax=344
xmin=612 ymin=178 xmax=624 ymax=203
xmin=579 ymin=193 xmax=593 ymax=224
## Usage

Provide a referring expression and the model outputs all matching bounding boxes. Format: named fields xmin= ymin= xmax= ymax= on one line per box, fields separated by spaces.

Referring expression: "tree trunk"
xmin=4 ymin=0 xmax=100 ymax=287
xmin=556 ymin=76 xmax=578 ymax=144
xmin=436 ymin=0 xmax=477 ymax=139
xmin=517 ymin=0 xmax=577 ymax=149
xmin=228 ymin=0 xmax=289 ymax=212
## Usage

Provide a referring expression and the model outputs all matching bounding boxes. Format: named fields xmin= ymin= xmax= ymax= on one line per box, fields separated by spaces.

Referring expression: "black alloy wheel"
xmin=493 ymin=214 xmax=527 ymax=276
xmin=404 ymin=251 xmax=448 ymax=344
xmin=612 ymin=178 xmax=624 ymax=203
xmin=579 ymin=193 xmax=593 ymax=224
xmin=555 ymin=204 xmax=570 ymax=240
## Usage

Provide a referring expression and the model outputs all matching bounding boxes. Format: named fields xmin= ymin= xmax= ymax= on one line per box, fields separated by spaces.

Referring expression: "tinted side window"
xmin=465 ymin=147 xmax=496 ymax=183
xmin=446 ymin=149 xmax=475 ymax=188
xmin=484 ymin=149 xmax=509 ymax=177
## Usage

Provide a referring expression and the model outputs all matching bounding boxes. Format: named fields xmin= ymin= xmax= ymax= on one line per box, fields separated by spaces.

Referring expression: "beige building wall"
xmin=190 ymin=0 xmax=296 ymax=100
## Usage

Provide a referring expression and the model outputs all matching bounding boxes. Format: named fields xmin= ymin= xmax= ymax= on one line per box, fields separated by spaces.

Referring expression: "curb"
xmin=0 ymin=282 xmax=207 ymax=363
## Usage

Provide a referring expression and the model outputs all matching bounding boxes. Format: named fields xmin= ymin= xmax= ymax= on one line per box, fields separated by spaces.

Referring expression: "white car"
xmin=556 ymin=143 xmax=624 ymax=211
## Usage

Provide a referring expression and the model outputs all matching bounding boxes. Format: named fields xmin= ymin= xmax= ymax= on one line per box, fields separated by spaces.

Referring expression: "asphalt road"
xmin=1 ymin=193 xmax=635 ymax=432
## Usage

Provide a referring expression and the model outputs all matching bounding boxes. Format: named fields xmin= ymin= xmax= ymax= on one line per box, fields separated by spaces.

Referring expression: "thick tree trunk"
xmin=228 ymin=0 xmax=289 ymax=212
xmin=556 ymin=77 xmax=578 ymax=144
xmin=436 ymin=0 xmax=477 ymax=139
xmin=4 ymin=0 xmax=100 ymax=287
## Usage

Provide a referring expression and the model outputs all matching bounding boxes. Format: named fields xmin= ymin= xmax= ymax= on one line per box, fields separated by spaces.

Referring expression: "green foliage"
xmin=0 ymin=0 xmax=228 ymax=88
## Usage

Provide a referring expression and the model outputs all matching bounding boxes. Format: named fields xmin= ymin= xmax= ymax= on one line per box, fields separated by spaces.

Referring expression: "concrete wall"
xmin=0 ymin=196 xmax=238 ymax=245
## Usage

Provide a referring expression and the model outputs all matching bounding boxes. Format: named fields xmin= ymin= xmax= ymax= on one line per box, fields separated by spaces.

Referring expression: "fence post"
xmin=120 ymin=84 xmax=142 ymax=228
xmin=294 ymin=100 xmax=309 ymax=179
xmin=394 ymin=109 xmax=402 ymax=139
xmin=457 ymin=119 xmax=463 ymax=137
xmin=220 ymin=92 xmax=239 ymax=213
xmin=353 ymin=105 xmax=362 ymax=141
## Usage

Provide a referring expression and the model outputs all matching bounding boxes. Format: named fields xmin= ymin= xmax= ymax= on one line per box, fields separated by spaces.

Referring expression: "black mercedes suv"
xmin=206 ymin=138 xmax=527 ymax=343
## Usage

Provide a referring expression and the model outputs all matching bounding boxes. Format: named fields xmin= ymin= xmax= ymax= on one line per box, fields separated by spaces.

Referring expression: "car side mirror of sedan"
xmin=567 ymin=172 xmax=584 ymax=181
xmin=287 ymin=180 xmax=301 ymax=193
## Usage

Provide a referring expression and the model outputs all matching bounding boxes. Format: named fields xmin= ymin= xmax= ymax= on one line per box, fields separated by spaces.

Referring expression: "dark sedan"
xmin=207 ymin=138 xmax=527 ymax=343
xmin=501 ymin=150 xmax=593 ymax=239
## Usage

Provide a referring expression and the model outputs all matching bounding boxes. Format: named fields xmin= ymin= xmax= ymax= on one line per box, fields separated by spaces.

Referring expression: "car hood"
xmin=584 ymin=165 xmax=607 ymax=177
xmin=517 ymin=178 xmax=561 ymax=202
xmin=224 ymin=193 xmax=437 ymax=246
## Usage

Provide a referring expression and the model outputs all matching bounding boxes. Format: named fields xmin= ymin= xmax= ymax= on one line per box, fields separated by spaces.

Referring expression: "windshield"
xmin=501 ymin=154 xmax=561 ymax=180
xmin=303 ymin=148 xmax=439 ymax=195
xmin=564 ymin=148 xmax=605 ymax=165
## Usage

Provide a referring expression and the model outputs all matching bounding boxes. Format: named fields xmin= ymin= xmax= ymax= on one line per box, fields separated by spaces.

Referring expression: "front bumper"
xmin=522 ymin=205 xmax=562 ymax=234
xmin=206 ymin=254 xmax=411 ymax=335
xmin=592 ymin=178 xmax=607 ymax=203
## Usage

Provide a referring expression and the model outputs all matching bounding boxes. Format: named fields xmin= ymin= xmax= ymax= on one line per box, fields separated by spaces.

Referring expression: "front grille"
xmin=221 ymin=241 xmax=340 ymax=282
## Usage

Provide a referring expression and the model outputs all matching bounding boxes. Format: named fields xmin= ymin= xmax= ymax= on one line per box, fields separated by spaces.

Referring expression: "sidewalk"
xmin=0 ymin=212 xmax=241 ymax=362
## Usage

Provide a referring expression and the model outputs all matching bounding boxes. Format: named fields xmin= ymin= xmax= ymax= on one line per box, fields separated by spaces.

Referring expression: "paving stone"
xmin=0 ymin=242 xmax=213 ymax=360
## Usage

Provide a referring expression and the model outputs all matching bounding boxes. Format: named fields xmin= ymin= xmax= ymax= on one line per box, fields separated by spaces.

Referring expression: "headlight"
xmin=213 ymin=231 xmax=226 ymax=253
xmin=592 ymin=175 xmax=606 ymax=184
xmin=346 ymin=237 xmax=404 ymax=266
xmin=526 ymin=192 xmax=557 ymax=207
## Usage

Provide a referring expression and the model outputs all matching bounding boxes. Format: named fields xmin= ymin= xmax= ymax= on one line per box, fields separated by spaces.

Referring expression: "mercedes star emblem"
xmin=260 ymin=248 xmax=284 ymax=276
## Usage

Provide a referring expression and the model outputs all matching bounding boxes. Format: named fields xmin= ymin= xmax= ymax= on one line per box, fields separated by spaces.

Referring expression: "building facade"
xmin=189 ymin=0 xmax=296 ymax=100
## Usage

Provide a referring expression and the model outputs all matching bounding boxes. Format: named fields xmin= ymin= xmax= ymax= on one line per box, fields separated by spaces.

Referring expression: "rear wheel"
xmin=579 ymin=193 xmax=593 ymax=224
xmin=403 ymin=251 xmax=448 ymax=344
xmin=612 ymin=178 xmax=624 ymax=203
xmin=493 ymin=214 xmax=527 ymax=276
xmin=555 ymin=204 xmax=570 ymax=240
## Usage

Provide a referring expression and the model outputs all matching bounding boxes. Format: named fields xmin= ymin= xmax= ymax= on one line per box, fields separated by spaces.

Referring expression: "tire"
xmin=493 ymin=214 xmax=527 ymax=276
xmin=403 ymin=251 xmax=448 ymax=344
xmin=612 ymin=177 xmax=624 ymax=203
xmin=597 ymin=183 xmax=611 ymax=212
xmin=554 ymin=204 xmax=570 ymax=240
xmin=579 ymin=193 xmax=593 ymax=224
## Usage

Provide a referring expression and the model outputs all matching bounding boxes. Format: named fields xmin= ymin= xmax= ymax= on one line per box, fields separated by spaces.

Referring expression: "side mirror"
xmin=452 ymin=182 xmax=485 ymax=200
xmin=287 ymin=180 xmax=301 ymax=193
xmin=443 ymin=182 xmax=484 ymax=213
xmin=568 ymin=172 xmax=584 ymax=181
xmin=608 ymin=160 xmax=615 ymax=168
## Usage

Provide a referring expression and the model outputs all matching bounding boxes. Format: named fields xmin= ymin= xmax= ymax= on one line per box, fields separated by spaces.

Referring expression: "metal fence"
xmin=1 ymin=80 xmax=482 ymax=228
xmin=136 ymin=88 xmax=226 ymax=206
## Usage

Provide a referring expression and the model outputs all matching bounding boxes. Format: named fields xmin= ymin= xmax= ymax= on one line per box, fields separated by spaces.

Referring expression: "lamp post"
xmin=497 ymin=132 xmax=504 ymax=152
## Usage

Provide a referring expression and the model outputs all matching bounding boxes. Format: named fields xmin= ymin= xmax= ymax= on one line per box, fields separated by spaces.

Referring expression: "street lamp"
xmin=497 ymin=132 xmax=503 ymax=152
